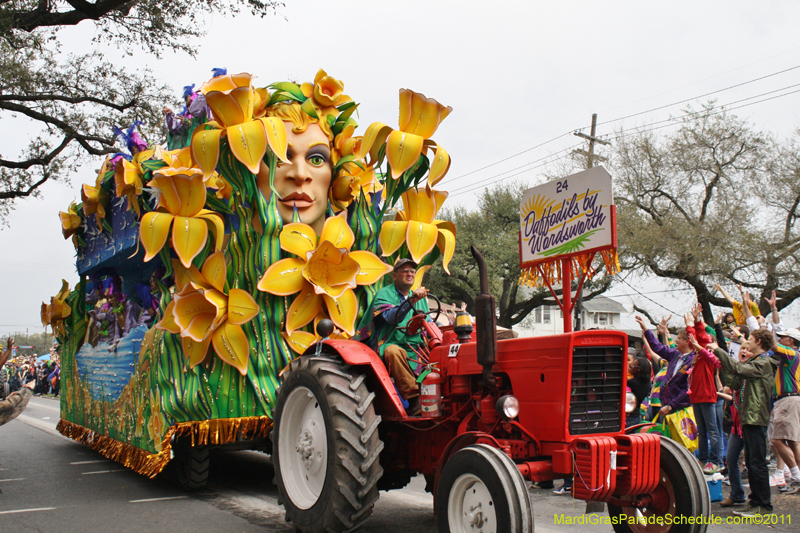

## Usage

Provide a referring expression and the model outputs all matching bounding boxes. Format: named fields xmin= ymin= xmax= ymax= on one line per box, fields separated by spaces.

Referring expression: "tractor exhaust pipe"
xmin=470 ymin=246 xmax=497 ymax=388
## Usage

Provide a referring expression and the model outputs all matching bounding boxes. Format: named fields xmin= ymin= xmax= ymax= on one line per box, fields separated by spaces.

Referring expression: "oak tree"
xmin=0 ymin=1 xmax=280 ymax=217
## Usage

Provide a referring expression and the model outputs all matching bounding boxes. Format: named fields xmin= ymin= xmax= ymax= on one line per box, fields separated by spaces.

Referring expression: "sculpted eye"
xmin=308 ymin=154 xmax=327 ymax=167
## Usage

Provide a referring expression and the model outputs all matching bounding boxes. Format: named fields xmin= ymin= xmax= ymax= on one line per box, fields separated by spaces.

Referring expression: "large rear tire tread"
xmin=172 ymin=442 xmax=210 ymax=491
xmin=661 ymin=439 xmax=710 ymax=533
xmin=273 ymin=356 xmax=383 ymax=533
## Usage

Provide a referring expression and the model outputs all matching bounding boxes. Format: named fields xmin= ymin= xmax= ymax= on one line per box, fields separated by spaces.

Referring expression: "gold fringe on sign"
xmin=56 ymin=416 xmax=273 ymax=478
xmin=518 ymin=249 xmax=620 ymax=289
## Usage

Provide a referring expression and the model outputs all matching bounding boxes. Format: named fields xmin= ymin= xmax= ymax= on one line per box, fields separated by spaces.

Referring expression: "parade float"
xmin=47 ymin=68 xmax=710 ymax=533
xmin=48 ymin=68 xmax=455 ymax=482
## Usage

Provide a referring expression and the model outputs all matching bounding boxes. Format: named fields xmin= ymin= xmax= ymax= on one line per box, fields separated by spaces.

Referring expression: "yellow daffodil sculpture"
xmin=156 ymin=252 xmax=259 ymax=374
xmin=191 ymin=73 xmax=288 ymax=178
xmin=41 ymin=280 xmax=72 ymax=337
xmin=59 ymin=202 xmax=83 ymax=247
xmin=379 ymin=187 xmax=456 ymax=273
xmin=138 ymin=147 xmax=224 ymax=268
xmin=258 ymin=212 xmax=392 ymax=336
xmin=300 ymin=69 xmax=353 ymax=125
xmin=81 ymin=175 xmax=109 ymax=230
xmin=359 ymin=89 xmax=452 ymax=182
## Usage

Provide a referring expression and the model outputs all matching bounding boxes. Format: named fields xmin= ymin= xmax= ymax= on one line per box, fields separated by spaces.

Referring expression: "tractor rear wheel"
xmin=272 ymin=356 xmax=383 ymax=533
xmin=436 ymin=444 xmax=533 ymax=533
xmin=608 ymin=438 xmax=710 ymax=533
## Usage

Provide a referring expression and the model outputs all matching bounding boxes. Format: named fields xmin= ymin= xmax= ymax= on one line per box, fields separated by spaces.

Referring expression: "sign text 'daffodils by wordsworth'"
xmin=519 ymin=166 xmax=614 ymax=266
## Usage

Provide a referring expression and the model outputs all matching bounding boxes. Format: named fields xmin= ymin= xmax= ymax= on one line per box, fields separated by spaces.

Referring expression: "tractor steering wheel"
xmin=395 ymin=294 xmax=441 ymax=336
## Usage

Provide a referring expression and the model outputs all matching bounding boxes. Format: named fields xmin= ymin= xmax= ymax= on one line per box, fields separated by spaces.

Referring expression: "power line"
xmin=450 ymin=84 xmax=800 ymax=198
xmin=449 ymin=145 xmax=580 ymax=198
xmin=604 ymin=85 xmax=800 ymax=145
xmin=440 ymin=132 xmax=571 ymax=185
xmin=618 ymin=278 xmax=681 ymax=316
xmin=446 ymin=64 xmax=800 ymax=194
xmin=594 ymin=64 xmax=800 ymax=129
xmin=574 ymin=50 xmax=800 ymax=131
xmin=447 ymin=141 xmax=580 ymax=194
xmin=608 ymin=287 xmax=695 ymax=298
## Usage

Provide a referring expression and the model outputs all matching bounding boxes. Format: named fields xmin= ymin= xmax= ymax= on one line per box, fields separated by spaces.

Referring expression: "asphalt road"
xmin=1 ymin=396 xmax=796 ymax=532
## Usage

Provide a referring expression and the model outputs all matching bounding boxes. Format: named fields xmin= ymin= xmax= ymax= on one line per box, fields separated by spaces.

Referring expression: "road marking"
xmin=14 ymin=413 xmax=61 ymax=437
xmin=0 ymin=478 xmax=25 ymax=482
xmin=130 ymin=496 xmax=189 ymax=503
xmin=70 ymin=460 xmax=107 ymax=465
xmin=82 ymin=469 xmax=127 ymax=475
xmin=29 ymin=399 xmax=60 ymax=411
xmin=0 ymin=508 xmax=56 ymax=515
xmin=42 ymin=417 xmax=50 ymax=420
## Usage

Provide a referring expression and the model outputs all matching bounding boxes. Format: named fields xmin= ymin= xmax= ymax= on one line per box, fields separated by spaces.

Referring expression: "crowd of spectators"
xmin=629 ymin=286 xmax=800 ymax=518
xmin=0 ymin=343 xmax=60 ymax=399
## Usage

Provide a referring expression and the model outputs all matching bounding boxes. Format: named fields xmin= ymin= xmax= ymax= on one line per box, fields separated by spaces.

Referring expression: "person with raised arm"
xmin=694 ymin=330 xmax=774 ymax=517
xmin=686 ymin=303 xmax=723 ymax=474
xmin=715 ymin=283 xmax=762 ymax=326
xmin=634 ymin=312 xmax=697 ymax=421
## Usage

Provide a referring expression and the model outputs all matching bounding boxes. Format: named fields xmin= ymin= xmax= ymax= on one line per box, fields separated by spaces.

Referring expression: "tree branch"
xmin=0 ymin=134 xmax=73 ymax=170
xmin=0 ymin=173 xmax=50 ymax=200
xmin=0 ymin=93 xmax=138 ymax=112
xmin=632 ymin=304 xmax=660 ymax=328
xmin=9 ymin=1 xmax=137 ymax=32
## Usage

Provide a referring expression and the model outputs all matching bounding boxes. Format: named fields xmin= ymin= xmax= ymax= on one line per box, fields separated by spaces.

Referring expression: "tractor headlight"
xmin=496 ymin=395 xmax=520 ymax=419
xmin=625 ymin=391 xmax=637 ymax=414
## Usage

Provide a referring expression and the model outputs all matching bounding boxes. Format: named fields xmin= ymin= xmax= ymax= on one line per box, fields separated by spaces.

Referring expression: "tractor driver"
xmin=367 ymin=258 xmax=431 ymax=416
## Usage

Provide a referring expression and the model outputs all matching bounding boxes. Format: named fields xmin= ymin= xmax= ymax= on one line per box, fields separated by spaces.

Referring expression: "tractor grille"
xmin=569 ymin=346 xmax=623 ymax=435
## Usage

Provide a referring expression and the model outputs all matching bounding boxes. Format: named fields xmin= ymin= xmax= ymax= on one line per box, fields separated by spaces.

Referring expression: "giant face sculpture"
xmin=257 ymin=122 xmax=332 ymax=235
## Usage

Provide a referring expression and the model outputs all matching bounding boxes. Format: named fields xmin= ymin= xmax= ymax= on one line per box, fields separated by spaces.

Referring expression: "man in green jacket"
xmin=704 ymin=329 xmax=774 ymax=517
xmin=363 ymin=258 xmax=429 ymax=415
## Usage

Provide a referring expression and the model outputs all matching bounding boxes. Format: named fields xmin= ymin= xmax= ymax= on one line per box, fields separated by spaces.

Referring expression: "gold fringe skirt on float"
xmin=56 ymin=417 xmax=273 ymax=478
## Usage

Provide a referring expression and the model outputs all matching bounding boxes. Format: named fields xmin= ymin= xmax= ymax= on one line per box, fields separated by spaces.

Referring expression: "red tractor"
xmin=271 ymin=248 xmax=710 ymax=533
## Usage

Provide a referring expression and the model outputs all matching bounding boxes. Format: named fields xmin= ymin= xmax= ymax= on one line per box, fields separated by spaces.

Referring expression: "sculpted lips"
xmin=280 ymin=191 xmax=314 ymax=209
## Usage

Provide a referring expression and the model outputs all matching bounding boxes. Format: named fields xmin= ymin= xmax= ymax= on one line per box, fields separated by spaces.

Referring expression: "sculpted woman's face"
xmin=257 ymin=122 xmax=332 ymax=235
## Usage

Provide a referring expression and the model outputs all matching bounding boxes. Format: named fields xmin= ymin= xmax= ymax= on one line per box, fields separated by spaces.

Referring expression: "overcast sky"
xmin=4 ymin=1 xmax=800 ymax=337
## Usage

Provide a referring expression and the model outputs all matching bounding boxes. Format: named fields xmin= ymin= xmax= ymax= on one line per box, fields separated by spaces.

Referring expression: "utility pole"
xmin=572 ymin=114 xmax=610 ymax=331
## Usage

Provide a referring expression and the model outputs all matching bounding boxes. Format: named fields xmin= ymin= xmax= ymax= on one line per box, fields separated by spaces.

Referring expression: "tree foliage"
xmin=0 ymin=0 xmax=281 ymax=217
xmin=425 ymin=182 xmax=612 ymax=328
xmin=613 ymin=102 xmax=800 ymax=321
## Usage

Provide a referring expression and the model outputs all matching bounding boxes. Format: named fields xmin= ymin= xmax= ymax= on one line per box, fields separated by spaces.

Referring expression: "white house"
xmin=516 ymin=295 xmax=628 ymax=337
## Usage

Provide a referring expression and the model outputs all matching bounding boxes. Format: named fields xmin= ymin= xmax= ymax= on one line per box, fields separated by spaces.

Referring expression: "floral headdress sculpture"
xmin=56 ymin=68 xmax=456 ymax=461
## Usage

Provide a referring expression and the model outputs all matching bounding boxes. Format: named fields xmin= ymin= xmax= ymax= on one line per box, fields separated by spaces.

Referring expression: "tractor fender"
xmin=625 ymin=421 xmax=657 ymax=434
xmin=310 ymin=339 xmax=407 ymax=419
xmin=432 ymin=431 xmax=504 ymax=503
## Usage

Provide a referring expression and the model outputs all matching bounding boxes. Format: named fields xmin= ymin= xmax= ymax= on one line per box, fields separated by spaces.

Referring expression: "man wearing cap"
xmin=363 ymin=258 xmax=430 ymax=415
xmin=768 ymin=327 xmax=800 ymax=494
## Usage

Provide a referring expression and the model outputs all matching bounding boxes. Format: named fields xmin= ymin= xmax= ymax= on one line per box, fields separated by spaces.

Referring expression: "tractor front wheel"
xmin=436 ymin=444 xmax=533 ymax=533
xmin=272 ymin=356 xmax=383 ymax=533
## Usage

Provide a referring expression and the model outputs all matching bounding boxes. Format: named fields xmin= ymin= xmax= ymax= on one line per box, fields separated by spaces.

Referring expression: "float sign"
xmin=519 ymin=166 xmax=614 ymax=267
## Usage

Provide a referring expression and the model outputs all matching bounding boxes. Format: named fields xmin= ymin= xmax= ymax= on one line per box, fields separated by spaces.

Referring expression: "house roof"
xmin=581 ymin=295 xmax=628 ymax=314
